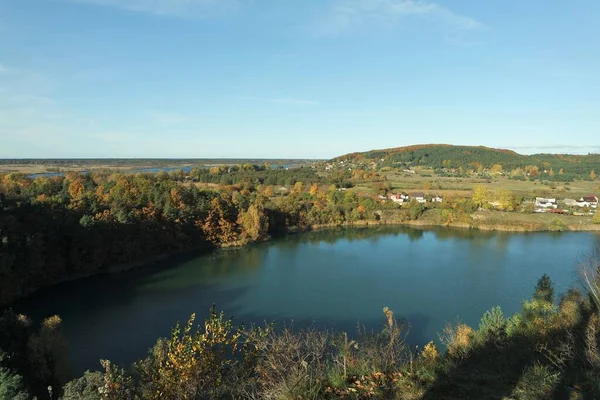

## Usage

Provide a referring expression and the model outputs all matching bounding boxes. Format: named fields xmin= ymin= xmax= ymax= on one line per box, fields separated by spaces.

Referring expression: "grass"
xmin=383 ymin=170 xmax=599 ymax=199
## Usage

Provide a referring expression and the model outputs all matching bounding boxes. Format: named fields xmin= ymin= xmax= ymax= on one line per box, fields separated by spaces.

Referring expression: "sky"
xmin=1 ymin=0 xmax=599 ymax=159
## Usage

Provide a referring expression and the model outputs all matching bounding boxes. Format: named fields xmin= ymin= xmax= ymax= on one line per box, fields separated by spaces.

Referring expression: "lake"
xmin=14 ymin=226 xmax=599 ymax=376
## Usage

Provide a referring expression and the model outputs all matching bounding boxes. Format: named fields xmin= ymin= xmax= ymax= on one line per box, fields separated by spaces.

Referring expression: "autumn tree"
xmin=202 ymin=197 xmax=239 ymax=245
xmin=591 ymin=170 xmax=597 ymax=180
xmin=309 ymin=184 xmax=319 ymax=196
xmin=238 ymin=204 xmax=269 ymax=242
xmin=472 ymin=185 xmax=489 ymax=209
xmin=496 ymin=189 xmax=518 ymax=212
xmin=263 ymin=185 xmax=274 ymax=197
xmin=291 ymin=182 xmax=303 ymax=195
xmin=490 ymin=164 xmax=503 ymax=175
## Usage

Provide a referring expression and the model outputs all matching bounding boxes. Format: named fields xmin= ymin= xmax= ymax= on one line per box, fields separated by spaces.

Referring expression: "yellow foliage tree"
xmin=68 ymin=178 xmax=85 ymax=201
xmin=292 ymin=182 xmax=303 ymax=195
xmin=591 ymin=170 xmax=597 ymax=180
xmin=497 ymin=189 xmax=517 ymax=211
xmin=309 ymin=184 xmax=319 ymax=196
xmin=238 ymin=204 xmax=270 ymax=242
xmin=490 ymin=164 xmax=503 ymax=175
xmin=472 ymin=185 xmax=489 ymax=208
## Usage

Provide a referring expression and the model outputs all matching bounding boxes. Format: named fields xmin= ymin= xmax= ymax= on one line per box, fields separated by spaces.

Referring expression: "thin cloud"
xmin=64 ymin=0 xmax=242 ymax=17
xmin=313 ymin=0 xmax=484 ymax=36
xmin=239 ymin=96 xmax=319 ymax=106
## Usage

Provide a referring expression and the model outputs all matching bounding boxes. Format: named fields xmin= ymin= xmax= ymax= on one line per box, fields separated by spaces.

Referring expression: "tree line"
xmin=0 ymin=169 xmax=393 ymax=307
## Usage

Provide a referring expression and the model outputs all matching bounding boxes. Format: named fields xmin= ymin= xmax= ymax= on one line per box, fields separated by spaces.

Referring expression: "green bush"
xmin=62 ymin=370 xmax=103 ymax=400
xmin=549 ymin=217 xmax=567 ymax=232
xmin=0 ymin=363 xmax=29 ymax=400
xmin=478 ymin=306 xmax=506 ymax=341
xmin=511 ymin=363 xmax=559 ymax=399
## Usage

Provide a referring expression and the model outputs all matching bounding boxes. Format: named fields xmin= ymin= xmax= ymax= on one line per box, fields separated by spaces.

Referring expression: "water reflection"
xmin=13 ymin=227 xmax=600 ymax=376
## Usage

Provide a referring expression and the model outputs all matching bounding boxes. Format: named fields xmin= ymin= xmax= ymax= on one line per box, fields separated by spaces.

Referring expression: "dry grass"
xmin=383 ymin=171 xmax=599 ymax=198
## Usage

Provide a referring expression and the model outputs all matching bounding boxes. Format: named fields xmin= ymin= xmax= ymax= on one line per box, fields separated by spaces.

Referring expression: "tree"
xmin=591 ymin=170 xmax=597 ymax=180
xmin=238 ymin=204 xmax=269 ymax=242
xmin=529 ymin=166 xmax=539 ymax=177
xmin=0 ymin=362 xmax=29 ymax=400
xmin=490 ymin=164 xmax=503 ymax=175
xmin=472 ymin=185 xmax=489 ymax=209
xmin=533 ymin=274 xmax=554 ymax=304
xmin=202 ymin=197 xmax=239 ymax=244
xmin=593 ymin=211 xmax=600 ymax=224
xmin=263 ymin=185 xmax=274 ymax=197
xmin=559 ymin=168 xmax=564 ymax=175
xmin=291 ymin=182 xmax=303 ymax=195
xmin=497 ymin=189 xmax=517 ymax=211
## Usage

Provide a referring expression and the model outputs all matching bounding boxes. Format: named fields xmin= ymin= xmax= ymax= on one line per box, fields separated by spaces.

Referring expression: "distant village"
xmin=380 ymin=191 xmax=598 ymax=216
xmin=531 ymin=195 xmax=598 ymax=215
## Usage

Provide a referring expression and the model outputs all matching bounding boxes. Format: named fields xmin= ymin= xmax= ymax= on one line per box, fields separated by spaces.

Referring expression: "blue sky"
xmin=1 ymin=0 xmax=599 ymax=158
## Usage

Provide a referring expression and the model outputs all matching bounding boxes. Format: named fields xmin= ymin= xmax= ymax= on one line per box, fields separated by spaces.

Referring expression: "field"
xmin=382 ymin=168 xmax=599 ymax=199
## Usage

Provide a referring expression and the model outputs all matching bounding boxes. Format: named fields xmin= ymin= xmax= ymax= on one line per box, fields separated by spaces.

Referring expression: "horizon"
xmin=2 ymin=1 xmax=600 ymax=158
xmin=1 ymin=142 xmax=599 ymax=161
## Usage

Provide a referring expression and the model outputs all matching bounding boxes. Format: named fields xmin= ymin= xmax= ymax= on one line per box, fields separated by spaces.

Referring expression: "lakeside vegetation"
xmin=3 ymin=271 xmax=600 ymax=399
xmin=2 ymin=146 xmax=599 ymax=307
xmin=1 ymin=145 xmax=600 ymax=398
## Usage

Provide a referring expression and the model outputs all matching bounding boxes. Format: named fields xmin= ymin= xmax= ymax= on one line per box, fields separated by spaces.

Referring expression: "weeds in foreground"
xmin=43 ymin=269 xmax=600 ymax=398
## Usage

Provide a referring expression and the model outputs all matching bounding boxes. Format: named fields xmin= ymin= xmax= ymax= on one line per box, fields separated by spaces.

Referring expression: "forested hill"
xmin=333 ymin=144 xmax=599 ymax=178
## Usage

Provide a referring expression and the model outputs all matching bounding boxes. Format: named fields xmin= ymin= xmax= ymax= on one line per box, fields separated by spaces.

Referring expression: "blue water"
xmin=15 ymin=227 xmax=599 ymax=375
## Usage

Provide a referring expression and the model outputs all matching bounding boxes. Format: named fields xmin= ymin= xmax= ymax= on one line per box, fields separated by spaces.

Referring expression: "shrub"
xmin=506 ymin=313 xmax=523 ymax=337
xmin=356 ymin=307 xmax=407 ymax=373
xmin=252 ymin=327 xmax=330 ymax=400
xmin=440 ymin=323 xmax=474 ymax=359
xmin=420 ymin=341 xmax=440 ymax=366
xmin=0 ymin=361 xmax=29 ymax=400
xmin=549 ymin=217 xmax=567 ymax=232
xmin=512 ymin=363 xmax=559 ymax=399
xmin=62 ymin=371 xmax=103 ymax=400
xmin=585 ymin=314 xmax=600 ymax=369
xmin=534 ymin=274 xmax=555 ymax=304
xmin=558 ymin=289 xmax=584 ymax=327
xmin=135 ymin=307 xmax=242 ymax=399
xmin=478 ymin=306 xmax=506 ymax=342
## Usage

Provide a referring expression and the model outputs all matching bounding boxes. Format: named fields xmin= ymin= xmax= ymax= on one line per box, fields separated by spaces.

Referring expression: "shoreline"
xmin=5 ymin=213 xmax=599 ymax=309
xmin=307 ymin=217 xmax=600 ymax=233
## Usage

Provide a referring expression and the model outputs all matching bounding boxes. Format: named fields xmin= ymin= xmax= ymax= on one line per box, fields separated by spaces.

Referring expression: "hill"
xmin=333 ymin=144 xmax=599 ymax=179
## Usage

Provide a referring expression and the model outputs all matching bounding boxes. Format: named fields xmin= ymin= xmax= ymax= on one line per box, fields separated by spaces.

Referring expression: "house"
xmin=577 ymin=195 xmax=599 ymax=209
xmin=389 ymin=192 xmax=408 ymax=204
xmin=389 ymin=192 xmax=410 ymax=204
xmin=563 ymin=198 xmax=578 ymax=207
xmin=410 ymin=192 xmax=427 ymax=204
xmin=535 ymin=197 xmax=558 ymax=210
xmin=431 ymin=195 xmax=443 ymax=203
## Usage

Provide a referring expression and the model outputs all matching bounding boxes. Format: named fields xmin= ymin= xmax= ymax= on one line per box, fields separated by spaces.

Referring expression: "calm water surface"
xmin=15 ymin=227 xmax=600 ymax=376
